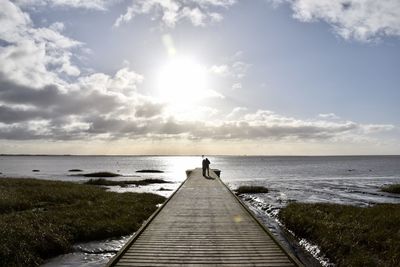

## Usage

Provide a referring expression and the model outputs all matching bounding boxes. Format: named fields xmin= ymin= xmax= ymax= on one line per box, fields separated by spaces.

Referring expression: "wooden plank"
xmin=107 ymin=168 xmax=303 ymax=267
xmin=115 ymin=263 xmax=295 ymax=267
xmin=115 ymin=264 xmax=295 ymax=267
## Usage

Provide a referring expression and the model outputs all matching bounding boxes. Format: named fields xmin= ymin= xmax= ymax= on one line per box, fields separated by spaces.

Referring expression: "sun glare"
xmin=156 ymin=56 xmax=209 ymax=105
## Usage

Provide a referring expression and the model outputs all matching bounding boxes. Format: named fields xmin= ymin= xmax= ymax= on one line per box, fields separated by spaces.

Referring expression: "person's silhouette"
xmin=205 ymin=157 xmax=210 ymax=177
xmin=202 ymin=155 xmax=206 ymax=176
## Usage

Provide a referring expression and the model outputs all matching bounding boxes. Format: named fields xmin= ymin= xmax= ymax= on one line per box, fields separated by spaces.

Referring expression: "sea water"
xmin=1 ymin=155 xmax=400 ymax=266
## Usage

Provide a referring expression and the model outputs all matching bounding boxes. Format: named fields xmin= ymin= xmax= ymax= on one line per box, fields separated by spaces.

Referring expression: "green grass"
xmin=235 ymin=185 xmax=269 ymax=194
xmin=279 ymin=203 xmax=400 ymax=267
xmin=84 ymin=178 xmax=170 ymax=186
xmin=81 ymin=172 xmax=120 ymax=177
xmin=0 ymin=178 xmax=165 ymax=266
xmin=381 ymin=184 xmax=400 ymax=194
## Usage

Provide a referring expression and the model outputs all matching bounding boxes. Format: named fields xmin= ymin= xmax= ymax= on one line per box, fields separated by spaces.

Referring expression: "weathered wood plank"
xmin=115 ymin=264 xmax=295 ymax=267
xmin=107 ymin=168 xmax=302 ymax=267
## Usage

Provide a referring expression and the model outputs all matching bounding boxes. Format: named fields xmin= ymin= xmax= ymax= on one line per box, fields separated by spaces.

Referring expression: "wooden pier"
xmin=107 ymin=168 xmax=302 ymax=267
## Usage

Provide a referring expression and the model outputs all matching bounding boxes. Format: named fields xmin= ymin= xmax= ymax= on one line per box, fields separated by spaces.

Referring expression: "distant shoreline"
xmin=1 ymin=154 xmax=400 ymax=157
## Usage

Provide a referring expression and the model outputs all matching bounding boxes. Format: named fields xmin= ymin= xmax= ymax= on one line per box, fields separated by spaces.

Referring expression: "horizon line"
xmin=1 ymin=154 xmax=399 ymax=157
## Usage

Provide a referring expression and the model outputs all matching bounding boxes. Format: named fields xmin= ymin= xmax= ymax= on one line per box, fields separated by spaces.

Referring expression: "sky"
xmin=0 ymin=0 xmax=399 ymax=155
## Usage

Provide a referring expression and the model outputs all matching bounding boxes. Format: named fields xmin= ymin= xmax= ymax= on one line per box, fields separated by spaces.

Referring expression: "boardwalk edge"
xmin=217 ymin=176 xmax=304 ymax=267
xmin=105 ymin=173 xmax=190 ymax=267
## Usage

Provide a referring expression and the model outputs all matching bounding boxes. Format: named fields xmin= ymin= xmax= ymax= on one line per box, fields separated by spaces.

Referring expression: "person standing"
xmin=202 ymin=155 xmax=206 ymax=176
xmin=205 ymin=157 xmax=211 ymax=177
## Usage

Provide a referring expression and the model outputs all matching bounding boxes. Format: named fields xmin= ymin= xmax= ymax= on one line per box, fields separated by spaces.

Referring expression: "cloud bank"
xmin=0 ymin=51 xmax=395 ymax=143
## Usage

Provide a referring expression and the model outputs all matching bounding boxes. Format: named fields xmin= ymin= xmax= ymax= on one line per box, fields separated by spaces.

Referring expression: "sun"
xmin=156 ymin=56 xmax=209 ymax=105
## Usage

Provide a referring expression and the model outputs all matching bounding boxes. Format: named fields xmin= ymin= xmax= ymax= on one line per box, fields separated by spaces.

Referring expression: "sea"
xmin=1 ymin=155 xmax=400 ymax=266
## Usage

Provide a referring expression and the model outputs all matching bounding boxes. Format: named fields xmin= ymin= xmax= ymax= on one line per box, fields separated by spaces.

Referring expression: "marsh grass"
xmin=381 ymin=184 xmax=400 ymax=194
xmin=235 ymin=185 xmax=269 ymax=194
xmin=0 ymin=178 xmax=165 ymax=266
xmin=84 ymin=178 xmax=170 ymax=186
xmin=279 ymin=203 xmax=400 ymax=266
xmin=82 ymin=172 xmax=120 ymax=177
xmin=158 ymin=187 xmax=173 ymax=191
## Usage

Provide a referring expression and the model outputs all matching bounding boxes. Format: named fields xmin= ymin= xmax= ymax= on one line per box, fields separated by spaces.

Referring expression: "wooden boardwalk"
xmin=107 ymin=168 xmax=302 ymax=267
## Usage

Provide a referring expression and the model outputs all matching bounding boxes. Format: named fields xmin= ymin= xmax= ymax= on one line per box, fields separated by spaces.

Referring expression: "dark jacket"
xmin=205 ymin=158 xmax=210 ymax=167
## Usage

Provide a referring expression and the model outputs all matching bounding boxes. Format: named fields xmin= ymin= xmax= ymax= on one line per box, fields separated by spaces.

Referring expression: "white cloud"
xmin=318 ymin=113 xmax=340 ymax=120
xmin=14 ymin=0 xmax=117 ymax=10
xmin=209 ymin=52 xmax=249 ymax=93
xmin=231 ymin=82 xmax=242 ymax=90
xmin=182 ymin=7 xmax=207 ymax=27
xmin=77 ymin=68 xmax=144 ymax=96
xmin=271 ymin=0 xmax=400 ymax=41
xmin=362 ymin=124 xmax=396 ymax=133
xmin=0 ymin=1 xmax=31 ymax=43
xmin=114 ymin=0 xmax=236 ymax=28
xmin=0 ymin=0 xmax=81 ymax=87
xmin=209 ymin=56 xmax=250 ymax=93
xmin=232 ymin=50 xmax=243 ymax=60
xmin=0 ymin=0 xmax=160 ymax=140
xmin=114 ymin=7 xmax=135 ymax=28
xmin=169 ymin=105 xmax=219 ymax=121
xmin=49 ymin=22 xmax=65 ymax=32
xmin=210 ymin=61 xmax=251 ymax=79
xmin=209 ymin=64 xmax=229 ymax=76
xmin=227 ymin=107 xmax=247 ymax=118
xmin=232 ymin=61 xmax=251 ymax=79
xmin=204 ymin=89 xmax=225 ymax=99
xmin=209 ymin=12 xmax=223 ymax=23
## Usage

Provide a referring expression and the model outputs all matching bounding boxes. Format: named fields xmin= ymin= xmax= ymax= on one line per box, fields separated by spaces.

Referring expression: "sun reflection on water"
xmin=163 ymin=156 xmax=201 ymax=181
